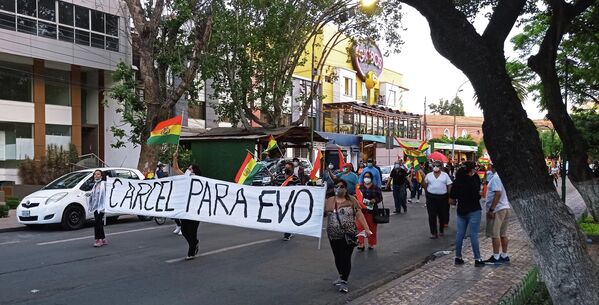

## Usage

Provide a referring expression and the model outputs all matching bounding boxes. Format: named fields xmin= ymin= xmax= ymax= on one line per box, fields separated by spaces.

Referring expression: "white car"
xmin=16 ymin=168 xmax=144 ymax=230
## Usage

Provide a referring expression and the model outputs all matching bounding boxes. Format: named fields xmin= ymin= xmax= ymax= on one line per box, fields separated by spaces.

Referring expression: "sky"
xmin=384 ymin=6 xmax=546 ymax=119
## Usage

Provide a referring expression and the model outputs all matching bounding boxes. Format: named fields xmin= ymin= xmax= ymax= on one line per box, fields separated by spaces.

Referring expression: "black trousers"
xmin=426 ymin=194 xmax=448 ymax=235
xmin=329 ymin=238 xmax=355 ymax=281
xmin=174 ymin=219 xmax=181 ymax=226
xmin=93 ymin=211 xmax=105 ymax=240
xmin=181 ymin=219 xmax=200 ymax=256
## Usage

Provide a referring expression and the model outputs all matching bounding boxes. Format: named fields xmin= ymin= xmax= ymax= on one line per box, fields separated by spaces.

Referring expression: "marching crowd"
xmin=85 ymin=153 xmax=512 ymax=294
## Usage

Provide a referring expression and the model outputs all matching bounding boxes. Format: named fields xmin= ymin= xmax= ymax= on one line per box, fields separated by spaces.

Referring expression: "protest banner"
xmin=104 ymin=175 xmax=326 ymax=238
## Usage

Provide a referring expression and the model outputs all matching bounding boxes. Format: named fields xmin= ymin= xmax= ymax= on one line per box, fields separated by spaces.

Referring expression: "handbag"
xmin=373 ymin=201 xmax=390 ymax=224
xmin=334 ymin=201 xmax=358 ymax=247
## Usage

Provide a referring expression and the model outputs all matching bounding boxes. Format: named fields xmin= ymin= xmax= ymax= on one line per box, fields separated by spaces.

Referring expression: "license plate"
xmin=22 ymin=210 xmax=30 ymax=217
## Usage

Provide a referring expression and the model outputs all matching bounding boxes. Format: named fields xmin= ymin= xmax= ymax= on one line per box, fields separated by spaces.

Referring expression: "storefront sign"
xmin=351 ymin=42 xmax=384 ymax=80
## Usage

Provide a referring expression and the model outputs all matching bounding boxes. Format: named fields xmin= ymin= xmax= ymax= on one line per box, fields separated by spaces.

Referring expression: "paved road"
xmin=0 ymin=193 xmax=457 ymax=305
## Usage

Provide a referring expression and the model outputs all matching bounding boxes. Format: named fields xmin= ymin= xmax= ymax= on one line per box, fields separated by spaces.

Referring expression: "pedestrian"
xmin=420 ymin=160 xmax=452 ymax=239
xmin=373 ymin=160 xmax=383 ymax=184
xmin=156 ymin=161 xmax=168 ymax=178
xmin=279 ymin=161 xmax=300 ymax=241
xmin=483 ymin=165 xmax=511 ymax=264
xmin=336 ymin=163 xmax=359 ymax=195
xmin=325 ymin=179 xmax=372 ymax=293
xmin=550 ymin=163 xmax=559 ymax=187
xmin=450 ymin=162 xmax=484 ymax=267
xmin=292 ymin=157 xmax=308 ymax=184
xmin=357 ymin=161 xmax=365 ymax=175
xmin=387 ymin=160 xmax=410 ymax=214
xmin=358 ymin=159 xmax=382 ymax=188
xmin=357 ymin=171 xmax=382 ymax=250
xmin=408 ymin=170 xmax=423 ymax=203
xmin=172 ymin=151 xmax=202 ymax=260
xmin=87 ymin=169 xmax=107 ymax=248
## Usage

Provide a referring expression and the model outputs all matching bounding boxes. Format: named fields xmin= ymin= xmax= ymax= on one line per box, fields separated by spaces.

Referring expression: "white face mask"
xmin=364 ymin=177 xmax=372 ymax=184
xmin=293 ymin=162 xmax=299 ymax=167
xmin=394 ymin=164 xmax=400 ymax=168
xmin=433 ymin=166 xmax=440 ymax=172
xmin=328 ymin=164 xmax=334 ymax=169
xmin=185 ymin=169 xmax=193 ymax=176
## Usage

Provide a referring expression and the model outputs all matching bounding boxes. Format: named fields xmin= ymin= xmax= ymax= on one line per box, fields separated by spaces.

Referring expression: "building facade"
xmin=0 ymin=0 xmax=132 ymax=182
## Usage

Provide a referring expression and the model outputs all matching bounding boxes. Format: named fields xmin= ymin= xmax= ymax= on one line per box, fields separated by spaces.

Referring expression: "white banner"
xmin=104 ymin=175 xmax=326 ymax=238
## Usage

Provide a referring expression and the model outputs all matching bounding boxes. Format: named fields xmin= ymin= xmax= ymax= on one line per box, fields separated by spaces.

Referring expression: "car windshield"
xmin=44 ymin=171 xmax=91 ymax=190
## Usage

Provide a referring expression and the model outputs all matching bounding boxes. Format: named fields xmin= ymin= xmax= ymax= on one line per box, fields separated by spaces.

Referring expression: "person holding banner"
xmin=173 ymin=151 xmax=202 ymax=260
xmin=326 ymin=179 xmax=372 ymax=293
xmin=87 ymin=170 xmax=107 ymax=247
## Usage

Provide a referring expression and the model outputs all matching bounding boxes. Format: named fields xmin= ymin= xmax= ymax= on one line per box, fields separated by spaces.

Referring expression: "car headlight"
xmin=45 ymin=192 xmax=68 ymax=205
xmin=262 ymin=176 xmax=272 ymax=183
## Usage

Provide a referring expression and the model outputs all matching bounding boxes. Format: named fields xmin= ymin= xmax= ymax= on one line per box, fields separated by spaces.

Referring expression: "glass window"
xmin=44 ymin=171 xmax=90 ymax=189
xmin=17 ymin=16 xmax=36 ymax=34
xmin=0 ymin=61 xmax=32 ymax=102
xmin=0 ymin=0 xmax=15 ymax=12
xmin=90 ymin=32 xmax=103 ymax=48
xmin=58 ymin=25 xmax=73 ymax=42
xmin=0 ymin=122 xmax=33 ymax=162
xmin=90 ymin=9 xmax=103 ymax=32
xmin=344 ymin=77 xmax=352 ymax=96
xmin=38 ymin=0 xmax=55 ymax=21
xmin=17 ymin=0 xmax=35 ymax=17
xmin=45 ymin=124 xmax=70 ymax=136
xmin=37 ymin=20 xmax=56 ymax=38
xmin=74 ymin=5 xmax=88 ymax=29
xmin=0 ymin=12 xmax=15 ymax=30
xmin=45 ymin=69 xmax=70 ymax=106
xmin=443 ymin=128 xmax=450 ymax=138
xmin=105 ymin=13 xmax=117 ymax=36
xmin=75 ymin=29 xmax=89 ymax=45
xmin=361 ymin=82 xmax=367 ymax=102
xmin=58 ymin=1 xmax=72 ymax=25
xmin=106 ymin=36 xmax=119 ymax=51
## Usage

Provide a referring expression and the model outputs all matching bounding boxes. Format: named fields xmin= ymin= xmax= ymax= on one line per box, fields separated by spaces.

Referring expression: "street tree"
xmin=571 ymin=108 xmax=599 ymax=160
xmin=395 ymin=0 xmax=599 ymax=304
xmin=429 ymin=96 xmax=465 ymax=116
xmin=201 ymin=0 xmax=402 ymax=128
xmin=511 ymin=1 xmax=599 ymax=220
xmin=109 ymin=0 xmax=214 ymax=170
xmin=538 ymin=129 xmax=562 ymax=159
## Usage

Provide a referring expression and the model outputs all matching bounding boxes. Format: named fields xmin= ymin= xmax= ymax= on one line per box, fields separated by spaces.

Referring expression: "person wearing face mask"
xmin=335 ymin=163 xmax=358 ymax=195
xmin=87 ymin=169 xmax=107 ymax=247
xmin=278 ymin=161 xmax=300 ymax=241
xmin=292 ymin=157 xmax=307 ymax=184
xmin=420 ymin=160 xmax=453 ymax=239
xmin=325 ymin=179 xmax=372 ymax=293
xmin=388 ymin=160 xmax=411 ymax=214
xmin=356 ymin=171 xmax=383 ymax=250
xmin=173 ymin=151 xmax=202 ymax=260
xmin=358 ymin=159 xmax=382 ymax=188
xmin=450 ymin=161 xmax=484 ymax=267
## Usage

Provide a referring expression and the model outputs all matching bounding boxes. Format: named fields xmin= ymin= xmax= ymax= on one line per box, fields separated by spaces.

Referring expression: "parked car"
xmin=251 ymin=158 xmax=313 ymax=186
xmin=16 ymin=168 xmax=144 ymax=230
xmin=381 ymin=165 xmax=393 ymax=191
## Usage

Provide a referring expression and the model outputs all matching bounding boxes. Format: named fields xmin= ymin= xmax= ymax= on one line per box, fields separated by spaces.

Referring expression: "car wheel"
xmin=138 ymin=215 xmax=153 ymax=221
xmin=61 ymin=205 xmax=86 ymax=230
xmin=106 ymin=216 xmax=119 ymax=224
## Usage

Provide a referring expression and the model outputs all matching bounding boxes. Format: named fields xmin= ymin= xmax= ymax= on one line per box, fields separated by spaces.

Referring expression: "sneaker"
xmin=357 ymin=246 xmax=365 ymax=251
xmin=338 ymin=281 xmax=349 ymax=293
xmin=430 ymin=234 xmax=438 ymax=239
xmin=500 ymin=256 xmax=510 ymax=263
xmin=474 ymin=260 xmax=485 ymax=267
xmin=368 ymin=246 xmax=375 ymax=250
xmin=283 ymin=236 xmax=291 ymax=241
xmin=173 ymin=226 xmax=181 ymax=234
xmin=185 ymin=244 xmax=199 ymax=260
xmin=332 ymin=278 xmax=344 ymax=286
xmin=408 ymin=198 xmax=412 ymax=203
xmin=454 ymin=257 xmax=464 ymax=265
xmin=416 ymin=198 xmax=420 ymax=203
xmin=178 ymin=231 xmax=183 ymax=236
xmin=102 ymin=239 xmax=108 ymax=245
xmin=483 ymin=255 xmax=503 ymax=265
xmin=93 ymin=240 xmax=102 ymax=247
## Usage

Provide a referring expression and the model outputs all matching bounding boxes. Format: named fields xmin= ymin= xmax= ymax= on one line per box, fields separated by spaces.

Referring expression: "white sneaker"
xmin=416 ymin=198 xmax=420 ymax=203
xmin=173 ymin=226 xmax=181 ymax=234
xmin=408 ymin=198 xmax=412 ymax=203
xmin=178 ymin=231 xmax=183 ymax=236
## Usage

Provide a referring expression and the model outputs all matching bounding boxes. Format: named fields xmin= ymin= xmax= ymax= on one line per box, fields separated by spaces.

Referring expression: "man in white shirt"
xmin=484 ymin=165 xmax=511 ymax=264
xmin=421 ymin=160 xmax=452 ymax=239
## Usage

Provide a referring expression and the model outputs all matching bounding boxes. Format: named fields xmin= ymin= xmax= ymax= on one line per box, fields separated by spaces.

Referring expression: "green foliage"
xmin=477 ymin=139 xmax=486 ymax=157
xmin=429 ymin=135 xmax=477 ymax=147
xmin=108 ymin=63 xmax=146 ymax=149
xmin=6 ymin=197 xmax=20 ymax=209
xmin=202 ymin=0 xmax=403 ymax=127
xmin=538 ymin=129 xmax=562 ymax=159
xmin=0 ymin=204 xmax=8 ymax=218
xmin=156 ymin=145 xmax=192 ymax=171
xmin=571 ymin=108 xmax=599 ymax=160
xmin=428 ymin=96 xmax=465 ymax=116
xmin=579 ymin=216 xmax=599 ymax=236
xmin=18 ymin=144 xmax=79 ymax=185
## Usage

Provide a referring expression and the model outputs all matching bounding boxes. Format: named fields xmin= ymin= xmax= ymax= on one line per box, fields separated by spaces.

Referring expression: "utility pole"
xmin=422 ymin=97 xmax=427 ymax=140
xmin=561 ymin=59 xmax=574 ymax=202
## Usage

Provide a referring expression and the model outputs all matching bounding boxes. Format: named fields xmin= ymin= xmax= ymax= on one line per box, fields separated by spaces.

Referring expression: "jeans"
xmin=426 ymin=193 xmax=448 ymax=235
xmin=393 ymin=184 xmax=407 ymax=212
xmin=455 ymin=210 xmax=482 ymax=260
xmin=410 ymin=180 xmax=422 ymax=200
xmin=329 ymin=238 xmax=355 ymax=281
xmin=93 ymin=211 xmax=105 ymax=240
xmin=181 ymin=219 xmax=200 ymax=256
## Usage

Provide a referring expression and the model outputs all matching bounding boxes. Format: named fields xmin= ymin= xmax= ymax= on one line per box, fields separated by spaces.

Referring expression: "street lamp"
xmin=451 ymin=80 xmax=469 ymax=163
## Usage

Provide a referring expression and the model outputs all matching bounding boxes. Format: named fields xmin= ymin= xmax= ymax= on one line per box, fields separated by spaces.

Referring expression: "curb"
xmin=0 ymin=226 xmax=28 ymax=233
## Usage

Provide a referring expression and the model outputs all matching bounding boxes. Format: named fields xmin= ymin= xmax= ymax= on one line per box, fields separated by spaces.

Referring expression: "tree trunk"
xmin=572 ymin=179 xmax=599 ymax=221
xmin=400 ymin=1 xmax=599 ymax=303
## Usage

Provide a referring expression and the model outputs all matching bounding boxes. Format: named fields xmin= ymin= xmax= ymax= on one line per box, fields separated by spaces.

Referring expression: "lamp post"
xmin=561 ymin=59 xmax=574 ymax=202
xmin=451 ymin=80 xmax=469 ymax=163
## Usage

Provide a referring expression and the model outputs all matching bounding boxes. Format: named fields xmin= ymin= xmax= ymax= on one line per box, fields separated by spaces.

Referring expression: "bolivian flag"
xmin=262 ymin=135 xmax=278 ymax=154
xmin=147 ymin=115 xmax=182 ymax=145
xmin=235 ymin=152 xmax=263 ymax=185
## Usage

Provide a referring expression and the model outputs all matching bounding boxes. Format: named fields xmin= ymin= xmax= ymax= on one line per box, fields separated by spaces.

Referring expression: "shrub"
xmin=0 ymin=204 xmax=8 ymax=218
xmin=18 ymin=144 xmax=79 ymax=185
xmin=579 ymin=216 xmax=599 ymax=236
xmin=6 ymin=198 xmax=19 ymax=209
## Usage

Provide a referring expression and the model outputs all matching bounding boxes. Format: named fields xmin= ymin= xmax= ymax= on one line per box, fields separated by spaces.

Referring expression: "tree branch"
xmin=482 ymin=0 xmax=527 ymax=49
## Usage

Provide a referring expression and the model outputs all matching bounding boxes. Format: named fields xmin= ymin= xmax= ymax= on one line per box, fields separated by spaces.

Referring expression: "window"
xmin=38 ymin=0 xmax=56 ymax=21
xmin=361 ymin=82 xmax=367 ymax=102
xmin=46 ymin=124 xmax=70 ymax=149
xmin=344 ymin=77 xmax=352 ymax=97
xmin=443 ymin=128 xmax=450 ymax=138
xmin=105 ymin=14 xmax=117 ymax=36
xmin=0 ymin=61 xmax=32 ymax=102
xmin=58 ymin=1 xmax=72 ymax=25
xmin=38 ymin=20 xmax=56 ymax=38
xmin=90 ymin=32 xmax=103 ymax=48
xmin=0 ymin=12 xmax=15 ymax=30
xmin=90 ymin=9 xmax=103 ymax=32
xmin=0 ymin=0 xmax=16 ymax=12
xmin=426 ymin=128 xmax=432 ymax=140
xmin=0 ymin=122 xmax=33 ymax=163
xmin=74 ymin=5 xmax=88 ymax=29
xmin=112 ymin=170 xmax=137 ymax=179
xmin=389 ymin=90 xmax=397 ymax=106
xmin=461 ymin=129 xmax=469 ymax=137
xmin=58 ymin=25 xmax=73 ymax=42
xmin=45 ymin=69 xmax=70 ymax=106
xmin=17 ymin=16 xmax=36 ymax=34
xmin=75 ymin=29 xmax=89 ymax=45
xmin=17 ymin=0 xmax=35 ymax=17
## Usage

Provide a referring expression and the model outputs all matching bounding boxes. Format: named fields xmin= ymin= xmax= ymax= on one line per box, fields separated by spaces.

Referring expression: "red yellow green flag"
xmin=262 ymin=135 xmax=278 ymax=154
xmin=235 ymin=152 xmax=263 ymax=185
xmin=281 ymin=175 xmax=294 ymax=186
xmin=309 ymin=150 xmax=323 ymax=181
xmin=147 ymin=115 xmax=182 ymax=145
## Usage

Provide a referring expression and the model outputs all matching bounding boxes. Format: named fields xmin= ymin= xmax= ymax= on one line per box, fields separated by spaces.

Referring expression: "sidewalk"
xmin=348 ymin=181 xmax=589 ymax=305
xmin=0 ymin=209 xmax=26 ymax=233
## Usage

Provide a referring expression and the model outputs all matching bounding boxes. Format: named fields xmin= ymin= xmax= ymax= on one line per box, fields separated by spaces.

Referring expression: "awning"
xmin=433 ymin=143 xmax=478 ymax=152
xmin=360 ymin=134 xmax=387 ymax=144
xmin=316 ymin=131 xmax=361 ymax=147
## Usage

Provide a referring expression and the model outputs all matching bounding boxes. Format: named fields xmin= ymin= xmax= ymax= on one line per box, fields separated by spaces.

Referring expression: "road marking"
xmin=36 ymin=226 xmax=166 ymax=246
xmin=165 ymin=238 xmax=276 ymax=264
xmin=0 ymin=240 xmax=21 ymax=245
